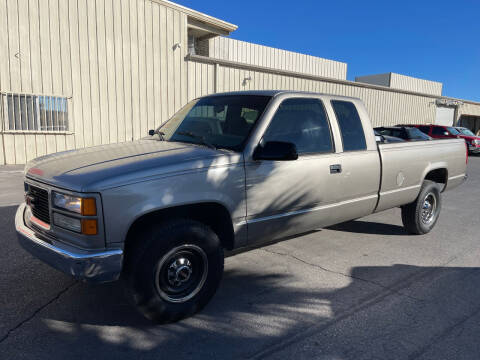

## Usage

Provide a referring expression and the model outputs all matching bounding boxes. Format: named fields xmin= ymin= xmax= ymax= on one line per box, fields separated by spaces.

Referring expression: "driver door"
xmin=244 ymin=97 xmax=341 ymax=244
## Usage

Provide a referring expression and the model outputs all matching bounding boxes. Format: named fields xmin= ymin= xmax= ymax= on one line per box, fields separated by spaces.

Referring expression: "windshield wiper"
xmin=176 ymin=131 xmax=216 ymax=149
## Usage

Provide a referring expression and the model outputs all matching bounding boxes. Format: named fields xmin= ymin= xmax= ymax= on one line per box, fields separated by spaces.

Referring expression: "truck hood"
xmin=25 ymin=140 xmax=240 ymax=192
xmin=458 ymin=135 xmax=480 ymax=142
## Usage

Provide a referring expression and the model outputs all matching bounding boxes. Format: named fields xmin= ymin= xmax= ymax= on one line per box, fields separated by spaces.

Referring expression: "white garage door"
xmin=435 ymin=106 xmax=455 ymax=126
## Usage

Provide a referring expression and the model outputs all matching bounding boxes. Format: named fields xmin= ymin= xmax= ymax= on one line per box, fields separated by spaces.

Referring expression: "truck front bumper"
xmin=468 ymin=145 xmax=480 ymax=154
xmin=15 ymin=203 xmax=123 ymax=282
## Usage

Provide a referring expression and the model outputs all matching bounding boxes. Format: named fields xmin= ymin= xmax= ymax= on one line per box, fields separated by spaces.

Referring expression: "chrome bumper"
xmin=15 ymin=203 xmax=123 ymax=282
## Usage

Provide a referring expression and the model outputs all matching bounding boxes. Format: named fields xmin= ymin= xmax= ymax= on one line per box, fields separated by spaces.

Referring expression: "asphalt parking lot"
xmin=1 ymin=158 xmax=479 ymax=360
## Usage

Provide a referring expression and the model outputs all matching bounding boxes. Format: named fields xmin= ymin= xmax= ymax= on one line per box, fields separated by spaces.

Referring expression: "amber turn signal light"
xmin=81 ymin=219 xmax=98 ymax=235
xmin=81 ymin=198 xmax=97 ymax=216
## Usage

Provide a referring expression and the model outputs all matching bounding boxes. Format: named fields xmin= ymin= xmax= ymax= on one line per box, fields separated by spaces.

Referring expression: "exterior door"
xmin=245 ymin=97 xmax=380 ymax=245
xmin=435 ymin=106 xmax=455 ymax=126
xmin=326 ymin=100 xmax=381 ymax=216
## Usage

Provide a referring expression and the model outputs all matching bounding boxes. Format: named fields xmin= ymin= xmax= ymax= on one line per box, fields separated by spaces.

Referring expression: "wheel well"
xmin=424 ymin=168 xmax=448 ymax=191
xmin=125 ymin=203 xmax=235 ymax=251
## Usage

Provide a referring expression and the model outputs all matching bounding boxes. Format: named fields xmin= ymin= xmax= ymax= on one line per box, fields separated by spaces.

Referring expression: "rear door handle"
xmin=330 ymin=164 xmax=342 ymax=174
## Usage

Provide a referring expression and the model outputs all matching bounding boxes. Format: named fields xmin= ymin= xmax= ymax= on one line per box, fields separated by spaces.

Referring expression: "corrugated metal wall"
xmin=355 ymin=73 xmax=442 ymax=96
xmin=0 ymin=0 xmax=187 ymax=165
xmin=355 ymin=73 xmax=391 ymax=87
xmin=207 ymin=37 xmax=348 ymax=80
xmin=390 ymin=73 xmax=442 ymax=97
xmin=186 ymin=60 xmax=437 ymax=127
xmin=1 ymin=0 xmax=480 ymax=165
xmin=459 ymin=102 xmax=480 ymax=118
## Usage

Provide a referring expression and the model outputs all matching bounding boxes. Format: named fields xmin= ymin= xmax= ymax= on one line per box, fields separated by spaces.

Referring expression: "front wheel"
xmin=125 ymin=219 xmax=224 ymax=323
xmin=401 ymin=180 xmax=442 ymax=235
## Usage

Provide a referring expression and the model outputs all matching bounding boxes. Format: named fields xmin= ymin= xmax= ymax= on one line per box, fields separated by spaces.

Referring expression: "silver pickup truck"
xmin=15 ymin=91 xmax=467 ymax=323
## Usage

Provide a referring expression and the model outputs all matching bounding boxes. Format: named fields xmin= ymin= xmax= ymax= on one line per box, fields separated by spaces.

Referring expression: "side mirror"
xmin=375 ymin=135 xmax=385 ymax=143
xmin=148 ymin=129 xmax=155 ymax=136
xmin=253 ymin=141 xmax=298 ymax=161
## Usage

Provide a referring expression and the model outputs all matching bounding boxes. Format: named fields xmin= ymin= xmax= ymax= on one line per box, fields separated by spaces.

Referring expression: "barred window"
xmin=1 ymin=93 xmax=69 ymax=132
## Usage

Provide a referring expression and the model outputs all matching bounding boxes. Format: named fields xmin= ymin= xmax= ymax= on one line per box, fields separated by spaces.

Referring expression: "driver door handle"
xmin=330 ymin=164 xmax=342 ymax=174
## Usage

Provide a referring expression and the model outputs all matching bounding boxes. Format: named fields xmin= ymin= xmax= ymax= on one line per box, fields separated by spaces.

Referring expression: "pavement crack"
xmin=261 ymin=248 xmax=424 ymax=302
xmin=0 ymin=281 xmax=78 ymax=345
xmin=248 ymin=251 xmax=463 ymax=359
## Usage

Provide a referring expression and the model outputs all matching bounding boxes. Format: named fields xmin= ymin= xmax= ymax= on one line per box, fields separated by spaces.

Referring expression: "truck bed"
xmin=376 ymin=138 xmax=467 ymax=212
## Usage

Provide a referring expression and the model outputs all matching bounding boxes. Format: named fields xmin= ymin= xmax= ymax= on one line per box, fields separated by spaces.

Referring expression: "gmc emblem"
xmin=26 ymin=194 xmax=36 ymax=209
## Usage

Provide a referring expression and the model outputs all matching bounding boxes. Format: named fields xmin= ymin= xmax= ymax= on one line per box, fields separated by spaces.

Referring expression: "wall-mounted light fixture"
xmin=242 ymin=76 xmax=252 ymax=86
xmin=436 ymin=98 xmax=464 ymax=107
xmin=172 ymin=43 xmax=181 ymax=51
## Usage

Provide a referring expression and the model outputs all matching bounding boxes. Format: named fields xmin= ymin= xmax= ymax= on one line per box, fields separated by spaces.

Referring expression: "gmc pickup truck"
xmin=16 ymin=91 xmax=467 ymax=323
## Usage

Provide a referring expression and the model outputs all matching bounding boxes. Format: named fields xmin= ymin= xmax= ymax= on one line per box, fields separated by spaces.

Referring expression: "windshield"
xmin=154 ymin=95 xmax=271 ymax=151
xmin=458 ymin=128 xmax=475 ymax=136
xmin=446 ymin=126 xmax=460 ymax=135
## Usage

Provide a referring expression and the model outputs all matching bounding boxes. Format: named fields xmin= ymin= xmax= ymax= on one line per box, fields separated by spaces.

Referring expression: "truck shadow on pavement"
xmin=328 ymin=220 xmax=408 ymax=236
xmin=3 ymin=204 xmax=480 ymax=359
xmin=37 ymin=263 xmax=480 ymax=360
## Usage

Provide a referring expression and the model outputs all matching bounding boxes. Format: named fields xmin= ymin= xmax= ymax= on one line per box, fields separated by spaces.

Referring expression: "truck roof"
xmin=205 ymin=90 xmax=359 ymax=101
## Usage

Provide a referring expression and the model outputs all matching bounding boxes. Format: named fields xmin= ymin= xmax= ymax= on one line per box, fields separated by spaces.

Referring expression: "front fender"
xmin=101 ymin=164 xmax=246 ymax=246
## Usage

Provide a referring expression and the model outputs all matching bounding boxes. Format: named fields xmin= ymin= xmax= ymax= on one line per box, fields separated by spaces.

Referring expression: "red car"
xmin=455 ymin=127 xmax=480 ymax=154
xmin=399 ymin=124 xmax=480 ymax=154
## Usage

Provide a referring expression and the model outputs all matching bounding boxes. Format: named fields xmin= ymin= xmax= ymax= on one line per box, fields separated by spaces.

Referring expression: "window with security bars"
xmin=1 ymin=93 xmax=69 ymax=132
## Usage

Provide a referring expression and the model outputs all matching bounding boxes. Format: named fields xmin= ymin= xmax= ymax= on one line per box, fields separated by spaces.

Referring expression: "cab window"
xmin=331 ymin=100 xmax=367 ymax=151
xmin=262 ymin=98 xmax=333 ymax=155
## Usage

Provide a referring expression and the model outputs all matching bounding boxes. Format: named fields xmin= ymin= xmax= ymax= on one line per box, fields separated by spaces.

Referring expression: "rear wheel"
xmin=401 ymin=180 xmax=442 ymax=235
xmin=125 ymin=219 xmax=224 ymax=323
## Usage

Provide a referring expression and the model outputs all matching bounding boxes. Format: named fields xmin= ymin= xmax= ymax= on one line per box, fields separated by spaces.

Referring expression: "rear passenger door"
xmin=322 ymin=100 xmax=381 ymax=222
xmin=244 ymin=97 xmax=380 ymax=244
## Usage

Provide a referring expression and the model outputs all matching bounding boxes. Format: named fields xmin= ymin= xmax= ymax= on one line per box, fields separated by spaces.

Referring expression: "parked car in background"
xmin=400 ymin=123 xmax=479 ymax=154
xmin=400 ymin=124 xmax=461 ymax=139
xmin=455 ymin=127 xmax=480 ymax=154
xmin=374 ymin=130 xmax=405 ymax=143
xmin=375 ymin=126 xmax=432 ymax=141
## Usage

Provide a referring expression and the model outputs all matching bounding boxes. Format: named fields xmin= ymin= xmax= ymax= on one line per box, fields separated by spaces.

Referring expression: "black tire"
xmin=401 ymin=180 xmax=442 ymax=235
xmin=125 ymin=219 xmax=224 ymax=323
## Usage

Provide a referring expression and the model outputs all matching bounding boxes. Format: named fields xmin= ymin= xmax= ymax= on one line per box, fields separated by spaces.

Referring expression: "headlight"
xmin=473 ymin=139 xmax=480 ymax=145
xmin=52 ymin=192 xmax=97 ymax=215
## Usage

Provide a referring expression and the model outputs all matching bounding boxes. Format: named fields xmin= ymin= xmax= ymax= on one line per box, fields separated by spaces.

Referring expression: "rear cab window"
xmin=331 ymin=100 xmax=367 ymax=151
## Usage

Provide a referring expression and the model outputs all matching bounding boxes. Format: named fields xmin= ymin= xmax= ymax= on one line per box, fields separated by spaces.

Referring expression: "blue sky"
xmin=177 ymin=0 xmax=479 ymax=101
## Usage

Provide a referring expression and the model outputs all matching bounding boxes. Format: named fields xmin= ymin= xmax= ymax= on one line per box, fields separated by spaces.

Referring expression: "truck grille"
xmin=27 ymin=185 xmax=50 ymax=224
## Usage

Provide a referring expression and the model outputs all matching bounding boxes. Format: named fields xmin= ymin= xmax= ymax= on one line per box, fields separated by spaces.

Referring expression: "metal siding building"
xmin=206 ymin=37 xmax=348 ymax=80
xmin=1 ymin=0 xmax=480 ymax=165
xmin=356 ymin=73 xmax=443 ymax=96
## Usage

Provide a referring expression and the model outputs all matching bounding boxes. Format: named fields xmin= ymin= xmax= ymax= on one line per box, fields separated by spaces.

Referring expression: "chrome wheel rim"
xmin=421 ymin=192 xmax=437 ymax=225
xmin=155 ymin=245 xmax=208 ymax=303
